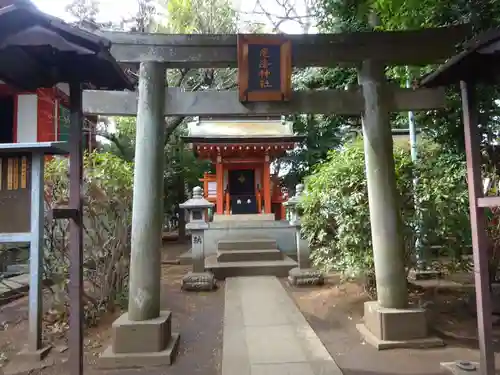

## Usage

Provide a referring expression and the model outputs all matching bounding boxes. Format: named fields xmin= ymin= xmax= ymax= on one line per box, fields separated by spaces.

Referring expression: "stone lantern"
xmin=179 ymin=186 xmax=216 ymax=291
xmin=284 ymin=184 xmax=324 ymax=286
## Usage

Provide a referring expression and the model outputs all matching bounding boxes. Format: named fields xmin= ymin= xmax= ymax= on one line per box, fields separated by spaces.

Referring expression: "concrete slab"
xmin=222 ymin=276 xmax=342 ymax=375
xmin=214 ymin=214 xmax=275 ymax=222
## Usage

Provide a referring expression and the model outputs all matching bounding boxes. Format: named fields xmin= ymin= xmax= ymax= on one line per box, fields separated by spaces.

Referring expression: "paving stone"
xmin=222 ymin=276 xmax=342 ymax=375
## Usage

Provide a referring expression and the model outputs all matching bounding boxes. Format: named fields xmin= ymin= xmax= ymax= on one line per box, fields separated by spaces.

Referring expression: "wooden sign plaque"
xmin=0 ymin=154 xmax=31 ymax=234
xmin=238 ymin=35 xmax=292 ymax=103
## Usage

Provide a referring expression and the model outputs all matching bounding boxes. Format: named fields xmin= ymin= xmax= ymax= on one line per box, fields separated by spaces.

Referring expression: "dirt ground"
xmin=0 ymin=241 xmax=224 ymax=375
xmin=2 ymin=241 xmax=500 ymax=375
xmin=286 ymin=276 xmax=500 ymax=375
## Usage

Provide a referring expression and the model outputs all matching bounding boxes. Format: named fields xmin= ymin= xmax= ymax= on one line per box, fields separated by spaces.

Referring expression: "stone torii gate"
xmin=82 ymin=26 xmax=471 ymax=365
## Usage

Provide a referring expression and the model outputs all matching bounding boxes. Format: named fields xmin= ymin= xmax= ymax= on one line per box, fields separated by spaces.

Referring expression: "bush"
xmin=415 ymin=142 xmax=471 ymax=261
xmin=300 ymin=138 xmax=470 ymax=283
xmin=43 ymin=151 xmax=133 ymax=329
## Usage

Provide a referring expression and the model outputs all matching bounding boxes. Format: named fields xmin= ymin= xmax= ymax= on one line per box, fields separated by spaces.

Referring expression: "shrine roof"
xmin=0 ymin=1 xmax=134 ymax=91
xmin=184 ymin=118 xmax=303 ymax=143
xmin=419 ymin=27 xmax=500 ymax=87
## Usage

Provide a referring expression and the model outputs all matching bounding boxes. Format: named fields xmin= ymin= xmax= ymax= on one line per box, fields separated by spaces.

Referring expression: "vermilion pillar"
xmin=216 ymin=153 xmax=224 ymax=214
xmin=263 ymin=153 xmax=271 ymax=214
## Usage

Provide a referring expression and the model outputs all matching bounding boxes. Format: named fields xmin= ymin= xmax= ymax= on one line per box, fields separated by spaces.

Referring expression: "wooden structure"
xmin=0 ymin=142 xmax=68 ymax=361
xmin=0 ymin=3 xmax=132 ymax=375
xmin=237 ymin=35 xmax=292 ymax=102
xmin=185 ymin=116 xmax=299 ymax=219
xmin=419 ymin=28 xmax=500 ymax=375
xmin=0 ymin=81 xmax=98 ymax=148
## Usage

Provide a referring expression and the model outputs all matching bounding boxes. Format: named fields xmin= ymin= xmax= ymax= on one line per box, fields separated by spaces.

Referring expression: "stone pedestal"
xmin=180 ymin=187 xmax=216 ymax=292
xmin=98 ymin=311 xmax=180 ymax=368
xmin=284 ymin=184 xmax=325 ymax=287
xmin=17 ymin=345 xmax=52 ymax=362
xmin=182 ymin=271 xmax=217 ymax=291
xmin=288 ymin=267 xmax=324 ymax=286
xmin=441 ymin=361 xmax=480 ymax=375
xmin=408 ymin=268 xmax=442 ymax=281
xmin=356 ymin=301 xmax=443 ymax=349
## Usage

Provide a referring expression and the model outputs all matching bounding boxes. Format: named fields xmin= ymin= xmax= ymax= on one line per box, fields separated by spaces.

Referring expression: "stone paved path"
xmin=222 ymin=276 xmax=342 ymax=375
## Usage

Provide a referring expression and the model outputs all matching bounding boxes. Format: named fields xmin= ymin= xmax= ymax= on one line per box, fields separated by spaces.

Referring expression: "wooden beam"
xmin=0 ymin=232 xmax=31 ymax=243
xmin=99 ymin=26 xmax=471 ymax=68
xmin=477 ymin=196 xmax=500 ymax=208
xmin=82 ymin=87 xmax=446 ymax=116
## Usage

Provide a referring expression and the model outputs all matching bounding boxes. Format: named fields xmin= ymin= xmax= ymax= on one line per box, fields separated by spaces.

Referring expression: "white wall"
xmin=16 ymin=94 xmax=38 ymax=143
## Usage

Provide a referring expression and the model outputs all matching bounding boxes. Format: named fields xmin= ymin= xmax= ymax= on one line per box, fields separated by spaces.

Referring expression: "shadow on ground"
xmin=0 ymin=241 xmax=225 ymax=375
xmin=286 ymin=278 xmax=500 ymax=375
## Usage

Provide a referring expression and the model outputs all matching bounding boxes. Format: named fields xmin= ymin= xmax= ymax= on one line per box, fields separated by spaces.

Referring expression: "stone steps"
xmin=217 ymin=249 xmax=282 ymax=262
xmin=206 ymin=255 xmax=297 ymax=279
xmin=217 ymin=239 xmax=277 ymax=251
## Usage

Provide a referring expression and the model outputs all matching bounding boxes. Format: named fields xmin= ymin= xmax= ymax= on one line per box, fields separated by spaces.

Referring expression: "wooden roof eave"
xmin=419 ymin=27 xmax=500 ymax=88
xmin=182 ymin=135 xmax=305 ymax=144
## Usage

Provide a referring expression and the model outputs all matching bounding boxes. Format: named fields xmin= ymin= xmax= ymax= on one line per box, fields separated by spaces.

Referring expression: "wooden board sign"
xmin=238 ymin=35 xmax=292 ymax=103
xmin=0 ymin=154 xmax=31 ymax=234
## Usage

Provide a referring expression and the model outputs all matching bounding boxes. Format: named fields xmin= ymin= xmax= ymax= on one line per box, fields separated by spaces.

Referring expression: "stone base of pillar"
xmin=97 ymin=311 xmax=180 ymax=369
xmin=15 ymin=345 xmax=52 ymax=362
xmin=288 ymin=267 xmax=324 ymax=286
xmin=441 ymin=361 xmax=479 ymax=374
xmin=357 ymin=301 xmax=444 ymax=350
xmin=179 ymin=249 xmax=193 ymax=265
xmin=181 ymin=271 xmax=216 ymax=291
xmin=408 ymin=268 xmax=442 ymax=281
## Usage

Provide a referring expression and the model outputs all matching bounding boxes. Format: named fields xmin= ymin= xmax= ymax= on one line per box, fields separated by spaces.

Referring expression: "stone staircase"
xmin=205 ymin=238 xmax=297 ymax=279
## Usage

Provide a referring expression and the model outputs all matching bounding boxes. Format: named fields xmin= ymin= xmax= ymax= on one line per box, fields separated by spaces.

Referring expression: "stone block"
xmin=112 ymin=311 xmax=172 ymax=354
xmin=364 ymin=301 xmax=427 ymax=341
xmin=408 ymin=269 xmax=442 ymax=281
xmin=16 ymin=345 xmax=52 ymax=362
xmin=182 ymin=271 xmax=217 ymax=291
xmin=358 ymin=301 xmax=444 ymax=349
xmin=288 ymin=267 xmax=324 ymax=286
xmin=441 ymin=361 xmax=479 ymax=375
xmin=98 ymin=333 xmax=180 ymax=369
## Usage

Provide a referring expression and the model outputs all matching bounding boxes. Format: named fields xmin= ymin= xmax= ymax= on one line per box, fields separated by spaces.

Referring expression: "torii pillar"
xmin=98 ymin=62 xmax=180 ymax=368
xmin=355 ymin=60 xmax=444 ymax=349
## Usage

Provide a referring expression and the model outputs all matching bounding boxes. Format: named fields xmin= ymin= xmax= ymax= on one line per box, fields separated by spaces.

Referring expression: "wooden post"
xmin=68 ymin=82 xmax=84 ymax=375
xmin=460 ymin=80 xmax=494 ymax=375
xmin=256 ymin=186 xmax=262 ymax=213
xmin=263 ymin=153 xmax=271 ymax=214
xmin=216 ymin=154 xmax=223 ymax=215
xmin=280 ymin=202 xmax=286 ymax=220
xmin=28 ymin=152 xmax=44 ymax=354
xmin=199 ymin=172 xmax=209 ymax=197
xmin=225 ymin=189 xmax=230 ymax=215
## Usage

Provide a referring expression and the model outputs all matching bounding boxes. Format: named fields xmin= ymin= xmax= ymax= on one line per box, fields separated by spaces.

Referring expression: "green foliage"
xmin=300 ymin=140 xmax=470 ymax=279
xmin=44 ymin=152 xmax=134 ymax=325
xmin=312 ymin=0 xmax=500 ymax=156
xmin=99 ymin=117 xmax=137 ymax=161
xmin=162 ymin=0 xmax=238 ymax=33
xmin=415 ymin=142 xmax=470 ymax=257
xmin=163 ymin=126 xmax=210 ymax=215
xmin=281 ymin=67 xmax=360 ymax=189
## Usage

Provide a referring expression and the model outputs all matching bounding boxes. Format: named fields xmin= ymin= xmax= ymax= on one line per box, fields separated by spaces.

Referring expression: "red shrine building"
xmin=0 ymin=81 xmax=97 ymax=147
xmin=184 ymin=116 xmax=303 ymax=220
